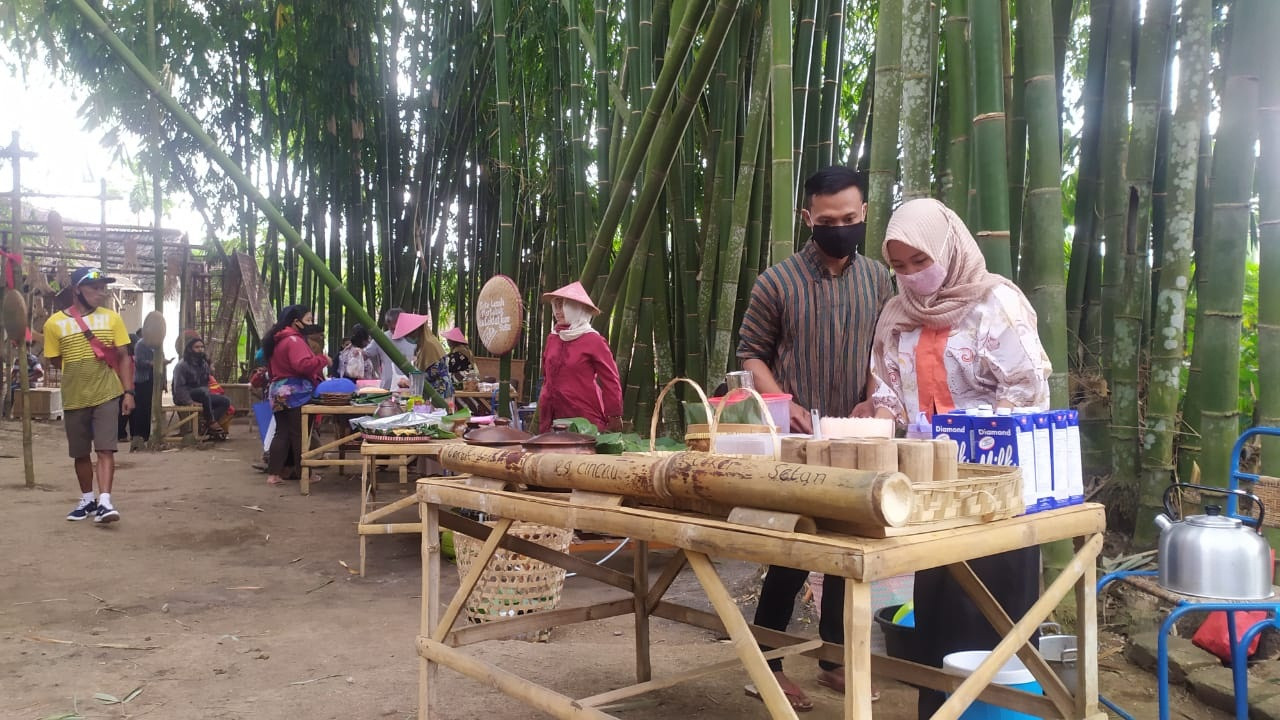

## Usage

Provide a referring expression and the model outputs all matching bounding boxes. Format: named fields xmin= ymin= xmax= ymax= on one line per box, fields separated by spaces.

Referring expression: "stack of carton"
xmin=932 ymin=406 xmax=1083 ymax=514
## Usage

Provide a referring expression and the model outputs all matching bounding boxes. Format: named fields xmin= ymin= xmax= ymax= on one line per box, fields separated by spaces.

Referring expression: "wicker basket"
xmin=453 ymin=521 xmax=575 ymax=641
xmin=906 ymin=463 xmax=1023 ymax=525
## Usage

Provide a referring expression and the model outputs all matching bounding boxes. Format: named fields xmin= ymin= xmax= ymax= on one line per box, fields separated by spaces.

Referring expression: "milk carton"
xmin=1054 ymin=409 xmax=1085 ymax=505
xmin=969 ymin=410 xmax=1039 ymax=514
xmin=931 ymin=412 xmax=971 ymax=462
xmin=1030 ymin=412 xmax=1055 ymax=510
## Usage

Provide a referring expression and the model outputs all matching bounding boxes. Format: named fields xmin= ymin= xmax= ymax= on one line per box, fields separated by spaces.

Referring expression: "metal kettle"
xmin=1154 ymin=483 xmax=1274 ymax=600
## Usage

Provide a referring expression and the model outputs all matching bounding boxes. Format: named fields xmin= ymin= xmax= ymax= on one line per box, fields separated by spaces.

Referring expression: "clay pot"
xmin=523 ymin=421 xmax=597 ymax=455
xmin=463 ymin=417 xmax=533 ymax=448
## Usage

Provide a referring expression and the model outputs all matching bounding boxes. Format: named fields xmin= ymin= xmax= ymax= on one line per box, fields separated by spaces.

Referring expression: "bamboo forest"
xmin=2 ymin=0 xmax=1278 ymax=546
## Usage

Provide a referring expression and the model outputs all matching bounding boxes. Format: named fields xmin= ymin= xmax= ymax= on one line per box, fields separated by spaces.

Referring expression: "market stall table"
xmin=357 ymin=438 xmax=464 ymax=576
xmin=416 ymin=477 xmax=1106 ymax=720
xmin=300 ymin=404 xmax=380 ymax=494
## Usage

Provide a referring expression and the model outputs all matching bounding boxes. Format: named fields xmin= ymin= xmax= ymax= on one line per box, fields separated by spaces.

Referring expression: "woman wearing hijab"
xmin=868 ymin=198 xmax=1050 ymax=719
xmin=262 ymin=305 xmax=330 ymax=486
xmin=389 ymin=311 xmax=453 ymax=399
xmin=537 ymin=282 xmax=623 ymax=433
xmin=441 ymin=327 xmax=475 ymax=385
xmin=171 ymin=334 xmax=231 ymax=441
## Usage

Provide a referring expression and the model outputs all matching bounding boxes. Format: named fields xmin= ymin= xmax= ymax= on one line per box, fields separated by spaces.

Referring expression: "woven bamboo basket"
xmin=453 ymin=521 xmax=575 ymax=641
xmin=906 ymin=463 xmax=1023 ymax=525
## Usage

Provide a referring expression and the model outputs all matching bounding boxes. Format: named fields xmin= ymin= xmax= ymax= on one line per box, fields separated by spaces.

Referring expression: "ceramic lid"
xmin=523 ymin=421 xmax=597 ymax=450
xmin=463 ymin=417 xmax=533 ymax=446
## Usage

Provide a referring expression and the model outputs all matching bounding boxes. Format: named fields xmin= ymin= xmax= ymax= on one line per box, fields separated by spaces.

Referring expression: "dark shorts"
xmin=64 ymin=397 xmax=122 ymax=458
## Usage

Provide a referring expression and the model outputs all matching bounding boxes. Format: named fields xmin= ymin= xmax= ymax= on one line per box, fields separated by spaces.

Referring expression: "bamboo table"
xmin=300 ymin=404 xmax=379 ymax=494
xmin=416 ymin=477 xmax=1107 ymax=720
xmin=358 ymin=439 xmax=464 ymax=576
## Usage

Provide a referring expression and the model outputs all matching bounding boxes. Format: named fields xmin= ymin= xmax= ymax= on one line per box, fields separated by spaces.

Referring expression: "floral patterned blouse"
xmin=870 ymin=284 xmax=1051 ymax=423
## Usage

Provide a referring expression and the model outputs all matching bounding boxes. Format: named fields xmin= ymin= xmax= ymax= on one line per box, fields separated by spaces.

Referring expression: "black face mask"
xmin=811 ymin=222 xmax=866 ymax=259
xmin=76 ymin=291 xmax=97 ymax=311
xmin=300 ymin=323 xmax=323 ymax=336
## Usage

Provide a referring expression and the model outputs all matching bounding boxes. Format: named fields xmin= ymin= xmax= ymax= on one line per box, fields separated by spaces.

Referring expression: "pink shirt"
xmin=537 ymin=331 xmax=623 ymax=432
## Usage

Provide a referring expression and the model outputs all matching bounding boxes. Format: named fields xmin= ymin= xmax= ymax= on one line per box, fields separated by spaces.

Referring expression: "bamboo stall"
xmin=417 ymin=446 xmax=1108 ymax=720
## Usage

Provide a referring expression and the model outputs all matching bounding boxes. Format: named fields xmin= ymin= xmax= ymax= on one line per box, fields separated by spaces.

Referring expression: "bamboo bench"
xmin=161 ymin=404 xmax=205 ymax=442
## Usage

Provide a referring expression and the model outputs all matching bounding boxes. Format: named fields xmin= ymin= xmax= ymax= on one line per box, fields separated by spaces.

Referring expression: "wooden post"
xmin=300 ymin=411 xmax=313 ymax=494
xmin=844 ymin=578 xmax=874 ymax=720
xmin=419 ymin=501 xmax=441 ymax=719
xmin=1075 ymin=534 xmax=1101 ymax=717
xmin=4 ymin=131 xmax=37 ymax=488
xmin=633 ymin=540 xmax=652 ymax=682
xmin=685 ymin=551 xmax=799 ymax=720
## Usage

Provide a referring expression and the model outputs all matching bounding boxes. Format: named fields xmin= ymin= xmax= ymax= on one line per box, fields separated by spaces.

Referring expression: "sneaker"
xmin=67 ymin=499 xmax=99 ymax=521
xmin=94 ymin=503 xmax=120 ymax=524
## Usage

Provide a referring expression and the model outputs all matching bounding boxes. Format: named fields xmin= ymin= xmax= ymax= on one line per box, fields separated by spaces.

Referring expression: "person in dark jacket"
xmin=172 ymin=335 xmax=230 ymax=441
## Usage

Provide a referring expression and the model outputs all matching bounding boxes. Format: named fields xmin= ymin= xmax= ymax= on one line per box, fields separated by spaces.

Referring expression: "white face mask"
xmin=897 ymin=263 xmax=948 ymax=296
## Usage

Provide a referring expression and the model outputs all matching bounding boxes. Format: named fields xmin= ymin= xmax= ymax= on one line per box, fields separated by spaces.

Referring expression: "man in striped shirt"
xmin=738 ymin=167 xmax=892 ymax=709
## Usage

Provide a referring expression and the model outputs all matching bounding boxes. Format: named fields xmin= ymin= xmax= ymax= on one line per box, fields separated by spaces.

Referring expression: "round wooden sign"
xmin=142 ymin=311 xmax=166 ymax=348
xmin=475 ymin=274 xmax=523 ymax=355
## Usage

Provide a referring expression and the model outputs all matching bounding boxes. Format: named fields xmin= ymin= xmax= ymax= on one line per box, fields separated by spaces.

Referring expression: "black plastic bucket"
xmin=874 ymin=604 xmax=919 ymax=661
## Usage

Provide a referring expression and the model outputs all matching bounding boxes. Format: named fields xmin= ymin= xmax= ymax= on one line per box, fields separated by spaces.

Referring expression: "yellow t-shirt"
xmin=43 ymin=307 xmax=131 ymax=410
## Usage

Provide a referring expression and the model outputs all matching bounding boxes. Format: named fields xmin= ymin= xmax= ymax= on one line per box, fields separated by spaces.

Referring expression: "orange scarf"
xmin=914 ymin=326 xmax=956 ymax=418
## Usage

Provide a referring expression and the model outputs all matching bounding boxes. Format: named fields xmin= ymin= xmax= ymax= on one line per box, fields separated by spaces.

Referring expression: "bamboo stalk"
xmin=900 ymin=0 xmax=934 ymax=201
xmin=867 ymin=0 xmax=903 ymax=260
xmin=767 ymin=0 xmax=795 ymax=262
xmin=969 ymin=0 xmax=1013 ymax=276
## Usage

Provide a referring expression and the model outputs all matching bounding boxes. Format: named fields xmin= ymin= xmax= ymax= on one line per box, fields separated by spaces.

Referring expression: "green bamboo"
xmin=1007 ymin=16 xmax=1026 ymax=273
xmin=593 ymin=0 xmax=743 ymax=319
xmin=1017 ymin=0 xmax=1067 ymax=409
xmin=899 ymin=0 xmax=933 ymax=201
xmin=1260 ymin=2 xmax=1280 ymax=476
xmin=579 ymin=0 xmax=711 ymax=292
xmin=792 ymin=0 xmax=820 ymax=184
xmin=816 ymin=0 xmax=844 ymax=167
xmin=867 ymin=0 xmax=903 ymax=261
xmin=1097 ymin=0 xmax=1134 ymax=399
xmin=66 ymin=0 xmax=444 ymax=407
xmin=798 ymin=0 xmax=828 ymax=217
xmin=1108 ymin=0 xmax=1172 ymax=508
xmin=709 ymin=16 xmax=771 ymax=385
xmin=942 ymin=0 xmax=972 ymax=223
xmin=767 ymin=0 xmax=795 ymax=263
xmin=1178 ymin=118 xmax=1214 ymax=484
xmin=1198 ymin=0 xmax=1265 ymax=490
xmin=968 ymin=0 xmax=1012 ymax=276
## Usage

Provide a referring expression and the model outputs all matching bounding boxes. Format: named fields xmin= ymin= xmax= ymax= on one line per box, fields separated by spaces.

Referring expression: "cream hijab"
xmin=555 ymin=300 xmax=599 ymax=342
xmin=872 ymin=199 xmax=1032 ymax=356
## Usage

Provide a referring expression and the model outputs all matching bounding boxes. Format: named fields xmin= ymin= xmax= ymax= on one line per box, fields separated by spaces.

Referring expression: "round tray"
xmin=361 ymin=432 xmax=438 ymax=444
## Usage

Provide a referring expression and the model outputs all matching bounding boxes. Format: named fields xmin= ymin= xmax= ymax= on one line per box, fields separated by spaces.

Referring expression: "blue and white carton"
xmin=1030 ymin=412 xmax=1055 ymax=511
xmin=1052 ymin=409 xmax=1084 ymax=506
xmin=970 ymin=410 xmax=1039 ymax=514
xmin=931 ymin=412 xmax=970 ymax=463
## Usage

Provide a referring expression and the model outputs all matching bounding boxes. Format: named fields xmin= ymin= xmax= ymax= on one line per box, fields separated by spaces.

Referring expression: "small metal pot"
xmin=523 ymin=421 xmax=597 ymax=455
xmin=1154 ymin=483 xmax=1274 ymax=600
xmin=374 ymin=398 xmax=404 ymax=418
xmin=463 ymin=417 xmax=533 ymax=448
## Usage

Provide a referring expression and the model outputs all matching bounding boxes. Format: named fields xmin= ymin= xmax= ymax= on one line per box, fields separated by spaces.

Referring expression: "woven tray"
xmin=361 ymin=432 xmax=439 ymax=444
xmin=906 ymin=463 xmax=1023 ymax=525
xmin=454 ymin=521 xmax=574 ymax=641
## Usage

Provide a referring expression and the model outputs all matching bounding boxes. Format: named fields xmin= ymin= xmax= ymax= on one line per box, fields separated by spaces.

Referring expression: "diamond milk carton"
xmin=1052 ymin=409 xmax=1085 ymax=506
xmin=931 ymin=412 xmax=970 ymax=464
xmin=969 ymin=410 xmax=1040 ymax=514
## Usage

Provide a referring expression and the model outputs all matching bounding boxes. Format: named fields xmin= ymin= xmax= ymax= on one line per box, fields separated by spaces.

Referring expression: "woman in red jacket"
xmin=537 ymin=282 xmax=624 ymax=433
xmin=262 ymin=305 xmax=330 ymax=486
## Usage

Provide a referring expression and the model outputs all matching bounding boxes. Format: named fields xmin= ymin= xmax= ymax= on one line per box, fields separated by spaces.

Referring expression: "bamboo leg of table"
xmin=685 ymin=551 xmax=798 ymax=720
xmin=633 ymin=540 xmax=651 ymax=683
xmin=360 ymin=455 xmax=372 ymax=577
xmin=1075 ymin=534 xmax=1101 ymax=717
xmin=433 ymin=517 xmax=516 ymax=642
xmin=645 ymin=550 xmax=687 ymax=612
xmin=300 ymin=411 xmax=312 ymax=494
xmin=945 ymin=561 xmax=1075 ymax=716
xmin=933 ymin=532 xmax=1102 ymax=720
xmin=419 ymin=502 xmax=441 ymax=720
xmin=844 ymin=579 xmax=874 ymax=720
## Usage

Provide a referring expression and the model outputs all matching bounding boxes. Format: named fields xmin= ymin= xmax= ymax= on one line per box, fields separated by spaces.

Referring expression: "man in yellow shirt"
xmin=44 ymin=268 xmax=135 ymax=524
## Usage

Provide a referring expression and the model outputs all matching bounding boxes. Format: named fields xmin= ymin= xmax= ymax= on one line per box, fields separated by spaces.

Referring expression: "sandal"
xmin=267 ymin=476 xmax=285 ymax=486
xmin=816 ymin=670 xmax=881 ymax=701
xmin=744 ymin=683 xmax=814 ymax=712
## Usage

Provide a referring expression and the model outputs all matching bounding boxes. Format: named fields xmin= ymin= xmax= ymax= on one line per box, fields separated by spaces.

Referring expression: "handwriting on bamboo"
xmin=768 ymin=465 xmax=828 ymax=486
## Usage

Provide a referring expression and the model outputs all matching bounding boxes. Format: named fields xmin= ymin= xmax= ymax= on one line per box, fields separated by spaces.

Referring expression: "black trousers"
xmin=128 ymin=379 xmax=153 ymax=440
xmin=753 ymin=565 xmax=845 ymax=672
xmin=267 ymin=406 xmax=302 ymax=476
xmin=189 ymin=387 xmax=231 ymax=423
xmin=914 ymin=546 xmax=1041 ymax=719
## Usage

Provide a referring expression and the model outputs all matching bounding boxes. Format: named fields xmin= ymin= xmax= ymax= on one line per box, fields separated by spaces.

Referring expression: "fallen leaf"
xmin=338 ymin=560 xmax=358 ymax=575
xmin=242 ymin=505 xmax=265 ymax=512
xmin=24 ymin=635 xmax=76 ymax=645
xmin=226 ymin=586 xmax=263 ymax=591
xmin=93 ymin=693 xmax=120 ymax=704
xmin=289 ymin=674 xmax=341 ymax=686
xmin=289 ymin=557 xmax=303 ymax=564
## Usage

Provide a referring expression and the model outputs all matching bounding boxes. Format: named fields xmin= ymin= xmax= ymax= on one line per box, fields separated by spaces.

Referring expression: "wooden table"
xmin=453 ymin=388 xmax=517 ymax=416
xmin=300 ymin=404 xmax=379 ymax=494
xmin=416 ymin=478 xmax=1107 ymax=720
xmin=357 ymin=439 xmax=464 ymax=576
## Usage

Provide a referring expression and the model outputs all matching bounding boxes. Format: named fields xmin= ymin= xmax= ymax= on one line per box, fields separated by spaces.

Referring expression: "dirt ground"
xmin=1 ymin=417 xmax=1229 ymax=719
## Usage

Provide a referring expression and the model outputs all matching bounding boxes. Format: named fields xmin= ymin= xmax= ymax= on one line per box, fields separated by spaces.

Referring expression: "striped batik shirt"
xmin=737 ymin=241 xmax=893 ymax=417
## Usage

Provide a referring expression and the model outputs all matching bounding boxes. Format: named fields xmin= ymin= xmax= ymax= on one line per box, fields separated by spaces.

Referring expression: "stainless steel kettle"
xmin=1154 ymin=483 xmax=1274 ymax=600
